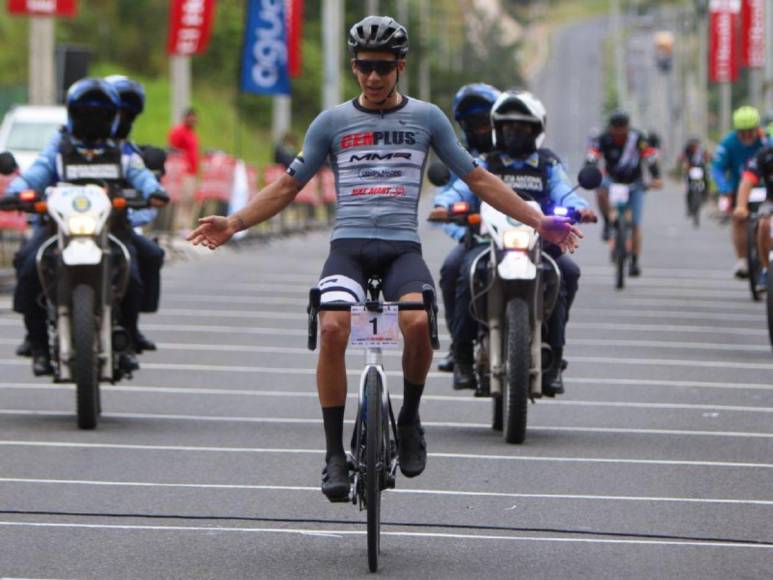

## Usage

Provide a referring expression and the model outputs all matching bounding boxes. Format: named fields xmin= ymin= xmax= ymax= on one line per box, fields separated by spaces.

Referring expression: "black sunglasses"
xmin=353 ymin=59 xmax=399 ymax=76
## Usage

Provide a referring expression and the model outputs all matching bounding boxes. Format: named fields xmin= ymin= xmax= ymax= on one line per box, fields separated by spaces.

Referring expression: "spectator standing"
xmin=168 ymin=108 xmax=200 ymax=232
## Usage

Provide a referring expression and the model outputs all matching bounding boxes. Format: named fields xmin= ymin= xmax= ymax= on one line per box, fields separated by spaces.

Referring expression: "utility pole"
xmin=611 ymin=0 xmax=627 ymax=111
xmin=418 ymin=0 xmax=430 ymax=102
xmin=366 ymin=0 xmax=379 ymax=15
xmin=397 ymin=0 xmax=410 ymax=96
xmin=765 ymin=0 xmax=773 ymax=113
xmin=170 ymin=55 xmax=191 ymax=127
xmin=271 ymin=96 xmax=291 ymax=141
xmin=322 ymin=0 xmax=343 ymax=111
xmin=697 ymin=0 xmax=709 ymax=138
xmin=28 ymin=16 xmax=56 ymax=105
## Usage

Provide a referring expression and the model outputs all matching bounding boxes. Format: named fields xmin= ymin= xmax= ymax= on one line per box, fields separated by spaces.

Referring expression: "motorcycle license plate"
xmin=350 ymin=304 xmax=399 ymax=348
xmin=609 ymin=183 xmax=630 ymax=204
xmin=749 ymin=188 xmax=767 ymax=203
xmin=688 ymin=167 xmax=704 ymax=180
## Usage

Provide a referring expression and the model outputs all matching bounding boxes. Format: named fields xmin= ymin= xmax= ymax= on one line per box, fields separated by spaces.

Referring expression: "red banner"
xmin=709 ymin=0 xmax=741 ymax=83
xmin=7 ymin=0 xmax=77 ymax=16
xmin=741 ymin=0 xmax=765 ymax=69
xmin=196 ymin=151 xmax=236 ymax=202
xmin=287 ymin=0 xmax=303 ymax=78
xmin=167 ymin=0 xmax=216 ymax=56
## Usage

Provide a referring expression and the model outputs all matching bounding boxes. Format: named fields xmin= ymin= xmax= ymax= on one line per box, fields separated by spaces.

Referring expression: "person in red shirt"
xmin=168 ymin=108 xmax=200 ymax=232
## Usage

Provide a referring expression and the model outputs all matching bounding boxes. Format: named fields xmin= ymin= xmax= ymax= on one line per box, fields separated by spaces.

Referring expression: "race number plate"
xmin=350 ymin=304 xmax=399 ymax=348
xmin=688 ymin=167 xmax=704 ymax=180
xmin=609 ymin=183 xmax=630 ymax=204
xmin=749 ymin=187 xmax=767 ymax=203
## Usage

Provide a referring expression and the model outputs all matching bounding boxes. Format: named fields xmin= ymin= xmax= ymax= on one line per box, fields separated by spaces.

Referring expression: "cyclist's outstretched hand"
xmin=538 ymin=216 xmax=583 ymax=253
xmin=187 ymin=215 xmax=235 ymax=250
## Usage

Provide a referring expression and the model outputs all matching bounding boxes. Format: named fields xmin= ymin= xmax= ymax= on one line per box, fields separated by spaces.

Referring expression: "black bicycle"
xmin=608 ymin=183 xmax=634 ymax=290
xmin=307 ymin=279 xmax=439 ymax=572
xmin=747 ymin=202 xmax=766 ymax=302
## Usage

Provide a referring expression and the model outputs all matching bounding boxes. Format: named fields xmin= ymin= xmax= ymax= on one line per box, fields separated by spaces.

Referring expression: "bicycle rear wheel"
xmin=614 ymin=218 xmax=626 ymax=290
xmin=365 ymin=367 xmax=383 ymax=572
xmin=748 ymin=219 xmax=762 ymax=301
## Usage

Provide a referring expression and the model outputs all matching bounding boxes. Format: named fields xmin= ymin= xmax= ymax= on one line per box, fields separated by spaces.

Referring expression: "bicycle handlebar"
xmin=307 ymin=286 xmax=440 ymax=351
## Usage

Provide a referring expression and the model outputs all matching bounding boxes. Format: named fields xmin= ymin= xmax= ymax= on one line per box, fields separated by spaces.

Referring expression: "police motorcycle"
xmin=0 ymin=150 xmax=168 ymax=430
xmin=428 ymin=163 xmax=601 ymax=443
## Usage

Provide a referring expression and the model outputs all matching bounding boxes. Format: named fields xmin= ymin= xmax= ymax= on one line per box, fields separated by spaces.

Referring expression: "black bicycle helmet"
xmin=756 ymin=146 xmax=773 ymax=176
xmin=347 ymin=16 xmax=408 ymax=58
xmin=608 ymin=110 xmax=630 ymax=128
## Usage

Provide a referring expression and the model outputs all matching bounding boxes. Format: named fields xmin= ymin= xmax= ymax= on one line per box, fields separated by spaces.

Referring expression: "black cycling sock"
xmin=322 ymin=405 xmax=346 ymax=461
xmin=398 ymin=380 xmax=425 ymax=425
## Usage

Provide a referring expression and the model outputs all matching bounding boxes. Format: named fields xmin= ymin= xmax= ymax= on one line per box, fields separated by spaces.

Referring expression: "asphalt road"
xmin=1 ymin=19 xmax=772 ymax=580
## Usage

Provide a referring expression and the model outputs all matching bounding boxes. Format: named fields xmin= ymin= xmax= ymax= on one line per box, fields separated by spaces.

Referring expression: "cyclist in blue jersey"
xmin=434 ymin=83 xmax=500 ymax=376
xmin=712 ymin=106 xmax=768 ymax=278
xmin=189 ymin=15 xmax=582 ymax=502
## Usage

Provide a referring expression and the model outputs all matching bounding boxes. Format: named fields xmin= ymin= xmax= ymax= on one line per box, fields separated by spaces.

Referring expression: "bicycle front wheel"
xmin=614 ymin=217 xmax=626 ymax=290
xmin=365 ymin=367 xmax=384 ymax=572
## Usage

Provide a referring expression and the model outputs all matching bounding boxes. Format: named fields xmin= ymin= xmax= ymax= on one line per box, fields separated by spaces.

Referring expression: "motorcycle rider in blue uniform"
xmin=105 ymin=74 xmax=166 ymax=353
xmin=430 ymin=91 xmax=596 ymax=395
xmin=5 ymin=78 xmax=165 ymax=375
xmin=434 ymin=83 xmax=500 ymax=375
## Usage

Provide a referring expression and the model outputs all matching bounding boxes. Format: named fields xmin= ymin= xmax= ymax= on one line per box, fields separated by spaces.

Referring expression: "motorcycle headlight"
xmin=502 ymin=228 xmax=532 ymax=250
xmin=68 ymin=215 xmax=98 ymax=236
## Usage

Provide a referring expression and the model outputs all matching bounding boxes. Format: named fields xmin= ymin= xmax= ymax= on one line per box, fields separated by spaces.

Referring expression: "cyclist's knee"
xmin=400 ymin=311 xmax=430 ymax=345
xmin=320 ymin=314 xmax=350 ymax=351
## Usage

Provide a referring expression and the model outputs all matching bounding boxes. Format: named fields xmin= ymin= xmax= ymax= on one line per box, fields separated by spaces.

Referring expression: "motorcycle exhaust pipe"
xmin=541 ymin=343 xmax=554 ymax=370
xmin=112 ymin=326 xmax=131 ymax=353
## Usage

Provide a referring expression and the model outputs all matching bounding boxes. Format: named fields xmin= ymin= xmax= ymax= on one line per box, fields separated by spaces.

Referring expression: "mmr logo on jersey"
xmin=341 ymin=131 xmax=416 ymax=149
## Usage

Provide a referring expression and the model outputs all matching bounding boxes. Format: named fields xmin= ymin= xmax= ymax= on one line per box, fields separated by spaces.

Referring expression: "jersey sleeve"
xmin=287 ymin=110 xmax=333 ymax=185
xmin=427 ymin=104 xmax=477 ymax=179
xmin=4 ymin=134 xmax=61 ymax=196
xmin=711 ymin=137 xmax=733 ymax=193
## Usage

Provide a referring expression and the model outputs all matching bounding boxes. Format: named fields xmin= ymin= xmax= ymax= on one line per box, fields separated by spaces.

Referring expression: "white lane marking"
xmin=2 ymin=440 xmax=771 ymax=469
xmin=2 ymin=383 xmax=772 ymax=415
xmin=570 ymin=322 xmax=764 ymax=336
xmin=565 ymin=377 xmax=773 ymax=392
xmin=2 ymin=477 xmax=773 ymax=507
xmin=0 ymin=521 xmax=769 ymax=549
xmin=572 ymin=308 xmax=763 ymax=323
xmin=3 ymin=354 xmax=769 ymax=375
xmin=568 ymin=338 xmax=768 ymax=352
xmin=0 ymin=410 xmax=771 ymax=438
xmin=576 ymin=296 xmax=762 ymax=312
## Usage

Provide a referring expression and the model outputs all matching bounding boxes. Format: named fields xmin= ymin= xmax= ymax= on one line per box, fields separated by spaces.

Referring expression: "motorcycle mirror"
xmin=0 ymin=151 xmax=19 ymax=176
xmin=577 ymin=165 xmax=602 ymax=190
xmin=141 ymin=146 xmax=168 ymax=173
xmin=427 ymin=161 xmax=451 ymax=187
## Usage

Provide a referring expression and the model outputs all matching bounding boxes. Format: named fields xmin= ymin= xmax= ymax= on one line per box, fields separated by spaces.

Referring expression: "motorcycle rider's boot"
xmin=437 ymin=345 xmax=455 ymax=372
xmin=321 ymin=454 xmax=350 ymax=502
xmin=542 ymin=348 xmax=565 ymax=397
xmin=31 ymin=346 xmax=53 ymax=377
xmin=135 ymin=331 xmax=157 ymax=353
xmin=629 ymin=255 xmax=641 ymax=277
xmin=120 ymin=351 xmax=140 ymax=373
xmin=16 ymin=334 xmax=31 ymax=358
xmin=452 ymin=343 xmax=476 ymax=391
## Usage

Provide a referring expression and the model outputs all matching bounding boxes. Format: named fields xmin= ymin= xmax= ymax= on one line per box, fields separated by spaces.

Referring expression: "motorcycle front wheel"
xmin=72 ymin=284 xmax=99 ymax=430
xmin=503 ymin=298 xmax=530 ymax=444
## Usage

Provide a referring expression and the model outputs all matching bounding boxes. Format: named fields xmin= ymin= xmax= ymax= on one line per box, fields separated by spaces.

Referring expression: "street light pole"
xmin=28 ymin=16 xmax=56 ymax=105
xmin=322 ymin=0 xmax=343 ymax=111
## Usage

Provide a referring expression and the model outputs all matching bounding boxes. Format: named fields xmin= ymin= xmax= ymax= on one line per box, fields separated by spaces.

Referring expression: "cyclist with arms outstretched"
xmin=188 ymin=15 xmax=582 ymax=501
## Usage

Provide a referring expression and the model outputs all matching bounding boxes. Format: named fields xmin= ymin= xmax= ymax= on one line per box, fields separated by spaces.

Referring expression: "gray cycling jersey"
xmin=287 ymin=97 xmax=477 ymax=243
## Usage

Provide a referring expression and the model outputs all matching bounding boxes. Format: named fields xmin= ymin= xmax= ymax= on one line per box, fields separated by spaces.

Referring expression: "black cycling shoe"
xmin=601 ymin=221 xmax=611 ymax=242
xmin=32 ymin=353 xmax=53 ymax=376
xmin=135 ymin=332 xmax=157 ymax=353
xmin=436 ymin=349 xmax=455 ymax=372
xmin=629 ymin=261 xmax=641 ymax=277
xmin=398 ymin=419 xmax=427 ymax=478
xmin=16 ymin=335 xmax=32 ymax=358
xmin=321 ymin=454 xmax=350 ymax=502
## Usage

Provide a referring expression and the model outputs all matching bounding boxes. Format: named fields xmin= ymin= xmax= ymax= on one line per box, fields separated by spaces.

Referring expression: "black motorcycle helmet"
xmin=66 ymin=77 xmax=120 ymax=142
xmin=105 ymin=75 xmax=146 ymax=140
xmin=347 ymin=16 xmax=409 ymax=58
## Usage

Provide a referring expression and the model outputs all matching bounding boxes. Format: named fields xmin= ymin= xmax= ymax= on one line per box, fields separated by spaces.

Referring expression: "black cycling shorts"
xmin=318 ymin=238 xmax=435 ymax=303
